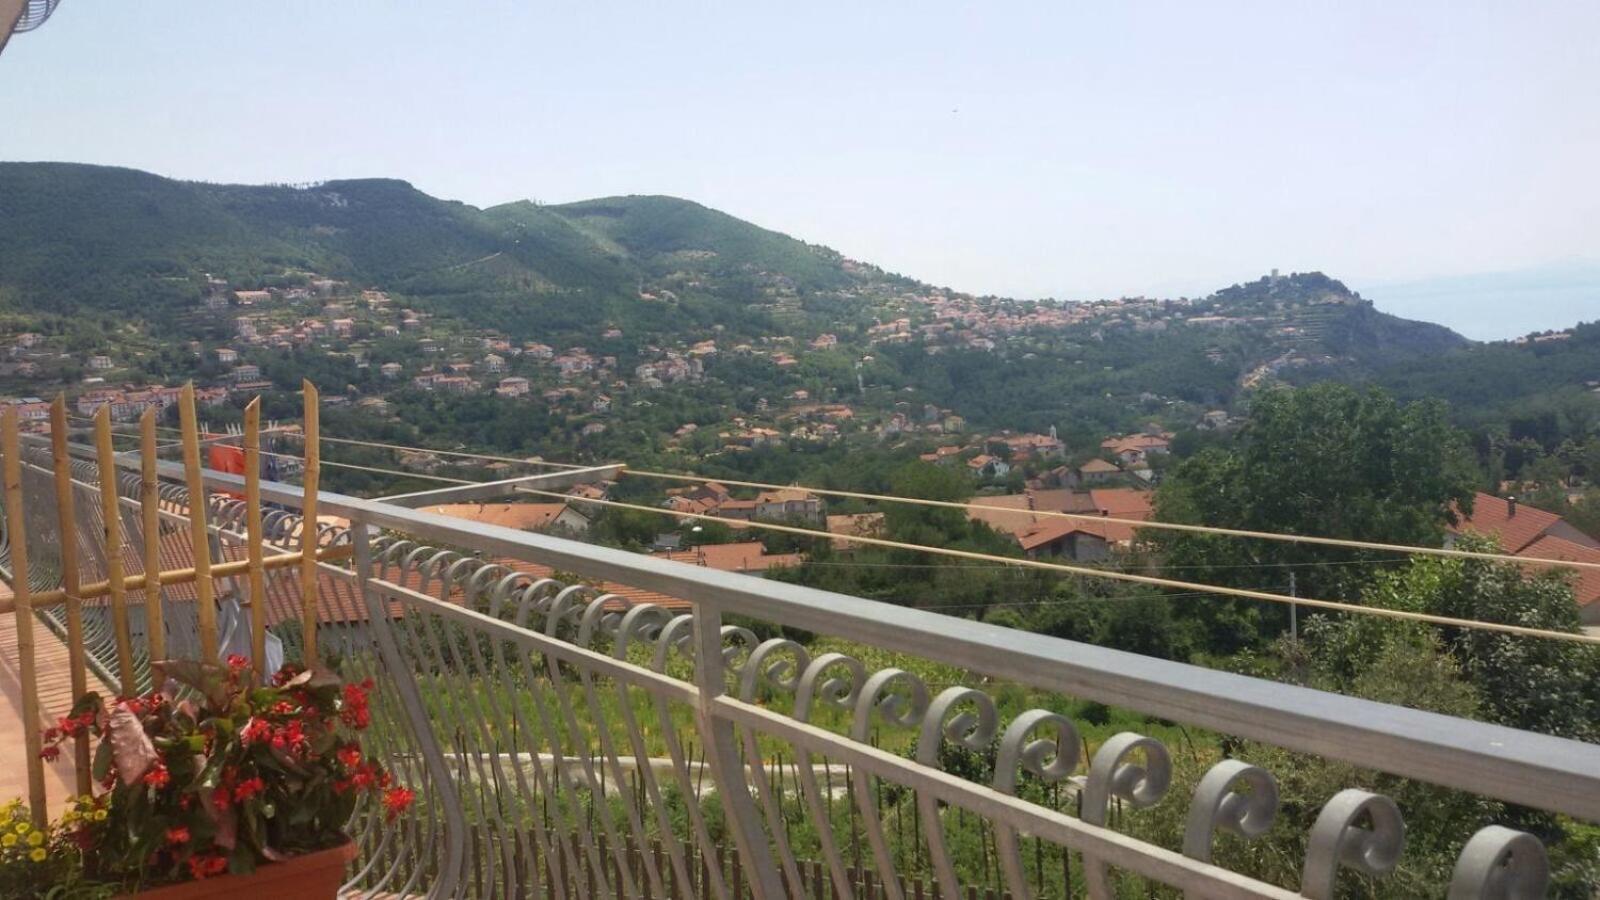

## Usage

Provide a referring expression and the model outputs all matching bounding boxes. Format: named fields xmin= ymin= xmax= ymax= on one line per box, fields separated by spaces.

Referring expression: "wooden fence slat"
xmin=299 ymin=380 xmax=319 ymax=663
xmin=178 ymin=384 xmax=218 ymax=663
xmin=140 ymin=411 xmax=164 ymax=666
xmin=243 ymin=400 xmax=267 ymax=677
xmin=93 ymin=407 xmax=136 ymax=691
xmin=2 ymin=408 xmax=47 ymax=824
xmin=49 ymin=397 xmax=91 ymax=793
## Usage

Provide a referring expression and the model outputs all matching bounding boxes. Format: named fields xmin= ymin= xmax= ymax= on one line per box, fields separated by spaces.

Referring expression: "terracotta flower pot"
xmin=119 ymin=838 xmax=358 ymax=900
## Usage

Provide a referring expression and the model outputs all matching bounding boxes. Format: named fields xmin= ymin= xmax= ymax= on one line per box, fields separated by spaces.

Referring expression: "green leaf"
xmin=227 ymin=843 xmax=257 ymax=877
xmin=92 ymin=738 xmax=112 ymax=782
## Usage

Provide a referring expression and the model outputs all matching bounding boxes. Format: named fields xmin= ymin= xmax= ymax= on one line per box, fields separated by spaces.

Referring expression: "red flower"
xmin=165 ymin=826 xmax=190 ymax=845
xmin=226 ymin=654 xmax=249 ymax=672
xmin=39 ymin=745 xmax=60 ymax=762
xmin=241 ymin=717 xmax=272 ymax=745
xmin=233 ymin=776 xmax=266 ymax=803
xmin=185 ymin=853 xmax=228 ymax=880
xmin=336 ymin=745 xmax=362 ymax=770
xmin=270 ymin=718 xmax=310 ymax=756
xmin=340 ymin=682 xmax=372 ymax=730
xmin=142 ymin=762 xmax=170 ymax=789
xmin=382 ymin=785 xmax=415 ymax=819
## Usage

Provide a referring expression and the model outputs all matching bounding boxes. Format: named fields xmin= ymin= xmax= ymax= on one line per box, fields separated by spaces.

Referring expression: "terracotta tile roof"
xmin=1030 ymin=489 xmax=1099 ymax=515
xmin=649 ymin=541 xmax=801 ymax=572
xmin=1089 ymin=488 xmax=1154 ymax=520
xmin=1079 ymin=459 xmax=1121 ymax=474
xmin=965 ymin=494 xmax=1038 ymax=534
xmin=1449 ymin=493 xmax=1566 ymax=554
xmin=421 ymin=502 xmax=573 ymax=531
xmin=1100 ymin=434 xmax=1171 ymax=454
xmin=1518 ymin=535 xmax=1600 ymax=610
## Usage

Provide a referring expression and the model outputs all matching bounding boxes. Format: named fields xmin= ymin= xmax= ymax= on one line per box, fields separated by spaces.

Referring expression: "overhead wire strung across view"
xmin=62 ymin=414 xmax=1600 ymax=646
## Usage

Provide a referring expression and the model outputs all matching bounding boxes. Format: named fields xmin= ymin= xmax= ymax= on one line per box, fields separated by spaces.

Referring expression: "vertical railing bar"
xmin=299 ymin=380 xmax=320 ymax=664
xmin=692 ymin=602 xmax=785 ymax=899
xmin=243 ymin=400 xmax=268 ymax=678
xmin=3 ymin=408 xmax=48 ymax=825
xmin=506 ymin=625 xmax=614 ymax=898
xmin=139 ymin=410 xmax=165 ymax=668
xmin=611 ymin=658 xmax=699 ymax=896
xmin=93 ymin=408 xmax=136 ymax=692
xmin=404 ymin=578 xmax=505 ymax=894
xmin=646 ymin=635 xmax=729 ymax=900
xmin=539 ymin=596 xmax=643 ymax=900
xmin=48 ymin=397 xmax=91 ymax=793
xmin=350 ymin=520 xmax=467 ymax=899
xmin=471 ymin=583 xmax=570 ymax=900
xmin=177 ymin=384 xmax=218 ymax=663
xmin=573 ymin=638 xmax=670 ymax=897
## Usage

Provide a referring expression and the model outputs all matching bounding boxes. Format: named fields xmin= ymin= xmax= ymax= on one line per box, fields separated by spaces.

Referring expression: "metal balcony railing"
xmin=3 ymin=430 xmax=1599 ymax=898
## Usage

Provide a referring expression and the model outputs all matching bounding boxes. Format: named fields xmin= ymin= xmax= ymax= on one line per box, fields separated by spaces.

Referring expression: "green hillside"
xmin=0 ymin=163 xmax=844 ymax=338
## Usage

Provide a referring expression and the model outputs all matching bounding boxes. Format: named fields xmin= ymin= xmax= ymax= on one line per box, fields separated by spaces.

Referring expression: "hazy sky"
xmin=3 ymin=3 xmax=1597 ymax=336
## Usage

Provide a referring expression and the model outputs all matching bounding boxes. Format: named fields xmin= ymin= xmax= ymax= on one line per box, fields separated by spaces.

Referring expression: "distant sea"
xmin=1355 ymin=261 xmax=1600 ymax=342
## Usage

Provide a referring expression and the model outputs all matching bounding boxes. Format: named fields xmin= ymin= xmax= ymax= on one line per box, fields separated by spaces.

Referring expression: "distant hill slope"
xmin=0 ymin=162 xmax=843 ymax=336
xmin=1201 ymin=272 xmax=1469 ymax=367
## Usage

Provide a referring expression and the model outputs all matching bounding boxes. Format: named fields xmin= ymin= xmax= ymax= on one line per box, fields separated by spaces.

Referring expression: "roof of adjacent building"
xmin=420 ymin=502 xmax=583 ymax=531
xmin=1448 ymin=492 xmax=1588 ymax=554
xmin=649 ymin=541 xmax=802 ymax=572
xmin=1089 ymin=488 xmax=1154 ymax=520
xmin=1518 ymin=534 xmax=1600 ymax=610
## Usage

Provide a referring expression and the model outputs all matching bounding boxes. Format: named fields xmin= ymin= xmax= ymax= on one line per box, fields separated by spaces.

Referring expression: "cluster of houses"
xmin=662 ymin=481 xmax=825 ymax=525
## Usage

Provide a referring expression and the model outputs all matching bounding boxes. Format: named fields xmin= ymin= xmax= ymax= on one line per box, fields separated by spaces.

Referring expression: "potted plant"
xmin=30 ymin=655 xmax=413 ymax=898
xmin=0 ymin=795 xmax=113 ymax=899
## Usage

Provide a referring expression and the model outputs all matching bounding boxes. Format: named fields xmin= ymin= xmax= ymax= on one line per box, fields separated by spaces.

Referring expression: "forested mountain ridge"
xmin=1 ymin=161 xmax=1594 ymax=449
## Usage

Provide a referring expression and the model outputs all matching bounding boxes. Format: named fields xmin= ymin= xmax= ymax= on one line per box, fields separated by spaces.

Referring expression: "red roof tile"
xmin=1449 ymin=493 xmax=1566 ymax=554
xmin=1519 ymin=534 xmax=1600 ymax=610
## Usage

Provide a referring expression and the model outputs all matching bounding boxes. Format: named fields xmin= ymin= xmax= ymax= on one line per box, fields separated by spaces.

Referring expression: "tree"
xmin=1149 ymin=384 xmax=1478 ymax=652
xmin=1310 ymin=535 xmax=1600 ymax=741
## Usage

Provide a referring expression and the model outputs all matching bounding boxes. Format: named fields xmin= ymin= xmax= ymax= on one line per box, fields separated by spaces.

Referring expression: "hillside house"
xmin=1016 ymin=519 xmax=1111 ymax=562
xmin=495 ymin=376 xmax=531 ymax=398
xmin=1004 ymin=432 xmax=1066 ymax=460
xmin=1078 ymin=458 xmax=1123 ymax=485
xmin=754 ymin=487 xmax=824 ymax=525
xmin=967 ymin=454 xmax=1011 ymax=478
xmin=650 ymin=541 xmax=802 ymax=573
xmin=215 ymin=348 xmax=239 ymax=365
xmin=1101 ymin=433 xmax=1172 ymax=466
xmin=1447 ymin=493 xmax=1600 ymax=623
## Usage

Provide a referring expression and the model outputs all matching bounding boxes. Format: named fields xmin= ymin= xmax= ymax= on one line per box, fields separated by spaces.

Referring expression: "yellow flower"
xmin=1 ymin=833 xmax=16 ymax=847
xmin=92 ymin=810 xmax=107 ymax=822
xmin=14 ymin=822 xmax=29 ymax=834
xmin=26 ymin=830 xmax=43 ymax=847
xmin=28 ymin=847 xmax=46 ymax=863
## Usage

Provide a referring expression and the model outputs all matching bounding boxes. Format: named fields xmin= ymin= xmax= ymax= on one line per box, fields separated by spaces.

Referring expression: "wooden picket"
xmin=2 ymin=383 xmax=329 ymax=823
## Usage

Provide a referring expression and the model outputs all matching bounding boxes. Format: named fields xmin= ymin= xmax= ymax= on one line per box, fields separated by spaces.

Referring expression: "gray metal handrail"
xmin=87 ymin=443 xmax=1600 ymax=823
xmin=38 ymin=438 xmax=1597 ymax=897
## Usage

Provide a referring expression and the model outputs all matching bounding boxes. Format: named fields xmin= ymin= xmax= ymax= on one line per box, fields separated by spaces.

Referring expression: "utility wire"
xmin=617 ymin=469 xmax=1600 ymax=575
xmin=74 ymin=414 xmax=1600 ymax=573
xmin=519 ymin=485 xmax=1600 ymax=648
